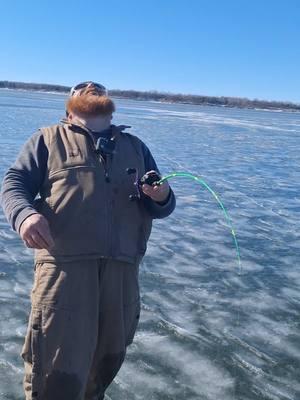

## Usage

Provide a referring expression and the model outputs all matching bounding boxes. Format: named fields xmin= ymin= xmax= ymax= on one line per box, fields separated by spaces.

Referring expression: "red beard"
xmin=66 ymin=94 xmax=115 ymax=117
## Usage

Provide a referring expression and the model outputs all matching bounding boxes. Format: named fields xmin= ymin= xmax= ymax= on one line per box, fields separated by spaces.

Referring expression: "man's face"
xmin=66 ymin=83 xmax=115 ymax=118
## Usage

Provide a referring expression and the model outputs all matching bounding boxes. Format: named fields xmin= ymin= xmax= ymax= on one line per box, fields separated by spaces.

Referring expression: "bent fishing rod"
xmin=127 ymin=169 xmax=242 ymax=274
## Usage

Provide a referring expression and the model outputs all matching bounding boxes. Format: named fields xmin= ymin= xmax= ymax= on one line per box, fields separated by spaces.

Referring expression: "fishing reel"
xmin=126 ymin=168 xmax=161 ymax=201
xmin=139 ymin=171 xmax=161 ymax=186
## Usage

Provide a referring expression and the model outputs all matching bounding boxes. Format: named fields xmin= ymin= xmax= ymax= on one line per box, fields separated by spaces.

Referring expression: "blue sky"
xmin=0 ymin=0 xmax=299 ymax=102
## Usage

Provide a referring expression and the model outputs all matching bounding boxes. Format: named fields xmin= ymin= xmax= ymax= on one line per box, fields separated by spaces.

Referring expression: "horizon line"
xmin=1 ymin=80 xmax=299 ymax=108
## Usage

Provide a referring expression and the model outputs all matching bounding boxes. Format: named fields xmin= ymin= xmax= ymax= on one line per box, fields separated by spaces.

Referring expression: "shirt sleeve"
xmin=0 ymin=130 xmax=48 ymax=232
xmin=140 ymin=142 xmax=176 ymax=219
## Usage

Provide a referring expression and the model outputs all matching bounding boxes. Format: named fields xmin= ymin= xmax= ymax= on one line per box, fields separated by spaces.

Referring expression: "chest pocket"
xmin=42 ymin=125 xmax=97 ymax=174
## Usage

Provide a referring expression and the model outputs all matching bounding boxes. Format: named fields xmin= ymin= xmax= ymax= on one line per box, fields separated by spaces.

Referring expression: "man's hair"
xmin=66 ymin=94 xmax=115 ymax=117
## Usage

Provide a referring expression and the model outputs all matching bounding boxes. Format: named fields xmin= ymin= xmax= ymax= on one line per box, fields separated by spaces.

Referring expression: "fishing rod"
xmin=135 ymin=170 xmax=242 ymax=274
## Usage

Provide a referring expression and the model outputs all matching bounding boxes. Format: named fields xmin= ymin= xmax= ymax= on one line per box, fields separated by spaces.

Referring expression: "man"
xmin=1 ymin=82 xmax=175 ymax=400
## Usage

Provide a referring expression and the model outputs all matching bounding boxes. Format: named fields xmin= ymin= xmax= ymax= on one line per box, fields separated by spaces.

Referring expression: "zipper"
xmin=105 ymin=153 xmax=113 ymax=257
xmin=101 ymin=155 xmax=110 ymax=183
xmin=85 ymin=131 xmax=113 ymax=257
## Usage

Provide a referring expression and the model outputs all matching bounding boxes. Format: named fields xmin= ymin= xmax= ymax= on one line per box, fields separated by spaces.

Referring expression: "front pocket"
xmin=31 ymin=263 xmax=65 ymax=307
xmin=122 ymin=263 xmax=141 ymax=346
xmin=31 ymin=263 xmax=43 ymax=302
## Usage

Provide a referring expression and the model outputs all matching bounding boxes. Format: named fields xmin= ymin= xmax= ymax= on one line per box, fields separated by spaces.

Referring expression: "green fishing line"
xmin=158 ymin=172 xmax=242 ymax=273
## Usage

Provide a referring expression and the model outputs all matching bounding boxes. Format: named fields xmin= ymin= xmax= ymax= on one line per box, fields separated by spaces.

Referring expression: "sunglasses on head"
xmin=70 ymin=82 xmax=107 ymax=97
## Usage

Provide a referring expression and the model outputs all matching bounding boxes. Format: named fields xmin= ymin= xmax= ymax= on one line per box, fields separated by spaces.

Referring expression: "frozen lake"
xmin=0 ymin=89 xmax=299 ymax=399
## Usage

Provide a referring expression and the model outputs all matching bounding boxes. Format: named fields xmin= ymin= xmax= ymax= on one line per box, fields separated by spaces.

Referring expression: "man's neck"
xmin=72 ymin=115 xmax=111 ymax=133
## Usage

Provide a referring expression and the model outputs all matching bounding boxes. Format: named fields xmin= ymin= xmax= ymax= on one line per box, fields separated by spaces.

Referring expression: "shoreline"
xmin=1 ymin=83 xmax=300 ymax=113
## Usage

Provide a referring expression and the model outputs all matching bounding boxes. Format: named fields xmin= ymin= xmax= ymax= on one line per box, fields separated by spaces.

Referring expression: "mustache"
xmin=66 ymin=94 xmax=115 ymax=117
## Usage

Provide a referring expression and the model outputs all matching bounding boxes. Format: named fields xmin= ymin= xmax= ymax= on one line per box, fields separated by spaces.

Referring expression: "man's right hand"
xmin=19 ymin=214 xmax=55 ymax=250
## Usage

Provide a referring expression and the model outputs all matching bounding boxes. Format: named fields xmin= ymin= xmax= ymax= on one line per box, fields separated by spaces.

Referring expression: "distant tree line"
xmin=109 ymin=89 xmax=300 ymax=111
xmin=0 ymin=80 xmax=70 ymax=93
xmin=1 ymin=80 xmax=299 ymax=112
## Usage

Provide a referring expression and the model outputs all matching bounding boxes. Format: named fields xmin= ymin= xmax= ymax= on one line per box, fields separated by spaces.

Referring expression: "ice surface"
xmin=0 ymin=90 xmax=299 ymax=399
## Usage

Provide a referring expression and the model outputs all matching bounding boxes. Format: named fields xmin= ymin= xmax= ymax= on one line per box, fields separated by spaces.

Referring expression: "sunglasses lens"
xmin=92 ymin=83 xmax=107 ymax=93
xmin=73 ymin=82 xmax=90 ymax=91
xmin=71 ymin=82 xmax=107 ymax=96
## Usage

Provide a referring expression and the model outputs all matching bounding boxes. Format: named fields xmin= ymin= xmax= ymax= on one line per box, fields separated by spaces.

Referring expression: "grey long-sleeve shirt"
xmin=1 ymin=126 xmax=175 ymax=232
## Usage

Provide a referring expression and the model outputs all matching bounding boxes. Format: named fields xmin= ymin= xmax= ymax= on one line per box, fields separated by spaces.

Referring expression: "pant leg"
xmin=84 ymin=259 xmax=141 ymax=400
xmin=21 ymin=260 xmax=100 ymax=400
